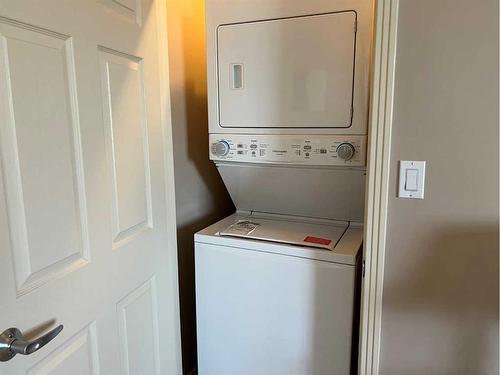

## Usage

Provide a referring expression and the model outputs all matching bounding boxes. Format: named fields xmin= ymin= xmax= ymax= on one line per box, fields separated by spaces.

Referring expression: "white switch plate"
xmin=398 ymin=161 xmax=426 ymax=199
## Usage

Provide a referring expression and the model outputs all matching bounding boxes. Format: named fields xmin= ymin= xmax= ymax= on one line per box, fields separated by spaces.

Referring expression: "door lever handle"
xmin=0 ymin=325 xmax=63 ymax=362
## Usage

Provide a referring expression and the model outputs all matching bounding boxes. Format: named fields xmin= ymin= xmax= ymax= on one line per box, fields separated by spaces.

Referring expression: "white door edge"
xmin=358 ymin=0 xmax=400 ymax=374
xmin=155 ymin=0 xmax=182 ymax=373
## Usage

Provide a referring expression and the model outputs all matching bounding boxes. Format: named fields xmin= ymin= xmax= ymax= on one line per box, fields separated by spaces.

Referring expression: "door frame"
xmin=155 ymin=0 xmax=182 ymax=373
xmin=358 ymin=0 xmax=400 ymax=374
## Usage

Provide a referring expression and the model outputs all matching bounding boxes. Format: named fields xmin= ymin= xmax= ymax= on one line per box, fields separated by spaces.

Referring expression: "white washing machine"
xmin=196 ymin=0 xmax=373 ymax=373
xmin=195 ymin=212 xmax=362 ymax=375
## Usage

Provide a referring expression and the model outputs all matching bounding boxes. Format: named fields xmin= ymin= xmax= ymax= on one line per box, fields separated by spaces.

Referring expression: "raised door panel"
xmin=100 ymin=0 xmax=143 ymax=26
xmin=0 ymin=18 xmax=89 ymax=296
xmin=98 ymin=47 xmax=152 ymax=249
xmin=117 ymin=278 xmax=160 ymax=375
xmin=27 ymin=323 xmax=100 ymax=375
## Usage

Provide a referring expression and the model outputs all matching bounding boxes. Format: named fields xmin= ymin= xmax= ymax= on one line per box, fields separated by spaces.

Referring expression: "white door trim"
xmin=155 ymin=0 xmax=182 ymax=373
xmin=359 ymin=0 xmax=399 ymax=374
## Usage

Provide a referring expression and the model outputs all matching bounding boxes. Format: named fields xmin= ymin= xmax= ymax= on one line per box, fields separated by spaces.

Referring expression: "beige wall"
xmin=166 ymin=1 xmax=235 ymax=373
xmin=380 ymin=1 xmax=499 ymax=374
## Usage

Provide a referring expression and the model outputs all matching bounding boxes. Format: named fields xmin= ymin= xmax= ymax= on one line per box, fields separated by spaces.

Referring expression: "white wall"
xmin=166 ymin=1 xmax=235 ymax=372
xmin=380 ymin=1 xmax=499 ymax=374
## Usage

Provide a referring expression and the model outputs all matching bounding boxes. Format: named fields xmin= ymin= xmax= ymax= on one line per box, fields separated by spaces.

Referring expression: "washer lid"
xmin=219 ymin=216 xmax=348 ymax=251
xmin=195 ymin=213 xmax=362 ymax=265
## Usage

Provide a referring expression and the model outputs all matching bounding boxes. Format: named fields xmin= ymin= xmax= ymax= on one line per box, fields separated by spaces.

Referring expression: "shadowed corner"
xmin=166 ymin=1 xmax=235 ymax=373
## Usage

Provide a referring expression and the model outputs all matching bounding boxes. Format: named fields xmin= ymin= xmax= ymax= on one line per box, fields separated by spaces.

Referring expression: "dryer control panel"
xmin=209 ymin=134 xmax=366 ymax=166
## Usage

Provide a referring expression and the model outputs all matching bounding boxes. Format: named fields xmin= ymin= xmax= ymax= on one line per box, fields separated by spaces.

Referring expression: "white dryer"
xmin=195 ymin=213 xmax=362 ymax=374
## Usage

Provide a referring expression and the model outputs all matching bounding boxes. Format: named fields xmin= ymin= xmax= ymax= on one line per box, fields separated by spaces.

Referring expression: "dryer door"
xmin=217 ymin=11 xmax=357 ymax=129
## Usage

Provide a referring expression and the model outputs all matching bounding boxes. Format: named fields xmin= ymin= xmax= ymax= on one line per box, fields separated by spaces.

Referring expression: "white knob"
xmin=212 ymin=141 xmax=230 ymax=157
xmin=336 ymin=143 xmax=355 ymax=161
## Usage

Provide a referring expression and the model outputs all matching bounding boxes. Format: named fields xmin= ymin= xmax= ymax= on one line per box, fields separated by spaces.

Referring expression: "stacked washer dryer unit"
xmin=195 ymin=0 xmax=372 ymax=374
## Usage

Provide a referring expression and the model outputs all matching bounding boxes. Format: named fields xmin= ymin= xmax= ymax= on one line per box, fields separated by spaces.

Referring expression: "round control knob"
xmin=212 ymin=141 xmax=230 ymax=157
xmin=336 ymin=143 xmax=356 ymax=161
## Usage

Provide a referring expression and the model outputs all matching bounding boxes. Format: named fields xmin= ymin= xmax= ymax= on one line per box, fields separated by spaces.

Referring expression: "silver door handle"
xmin=0 ymin=325 xmax=63 ymax=362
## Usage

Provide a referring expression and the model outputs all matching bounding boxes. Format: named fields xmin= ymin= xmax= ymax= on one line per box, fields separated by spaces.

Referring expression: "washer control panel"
xmin=209 ymin=134 xmax=366 ymax=166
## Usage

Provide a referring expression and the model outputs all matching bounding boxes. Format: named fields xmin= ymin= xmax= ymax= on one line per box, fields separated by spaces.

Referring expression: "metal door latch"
xmin=0 ymin=325 xmax=63 ymax=362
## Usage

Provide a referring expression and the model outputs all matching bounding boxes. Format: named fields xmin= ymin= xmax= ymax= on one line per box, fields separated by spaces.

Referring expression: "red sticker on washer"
xmin=304 ymin=236 xmax=332 ymax=245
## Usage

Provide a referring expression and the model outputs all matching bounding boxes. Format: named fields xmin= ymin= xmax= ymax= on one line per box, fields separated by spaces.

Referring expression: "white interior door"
xmin=0 ymin=1 xmax=181 ymax=374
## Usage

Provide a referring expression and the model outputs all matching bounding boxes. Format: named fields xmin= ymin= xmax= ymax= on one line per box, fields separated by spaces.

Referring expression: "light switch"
xmin=405 ymin=169 xmax=418 ymax=191
xmin=399 ymin=161 xmax=426 ymax=199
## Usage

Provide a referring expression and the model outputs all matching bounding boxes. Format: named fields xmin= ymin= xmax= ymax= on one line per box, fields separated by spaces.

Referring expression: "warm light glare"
xmin=167 ymin=0 xmax=207 ymax=95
